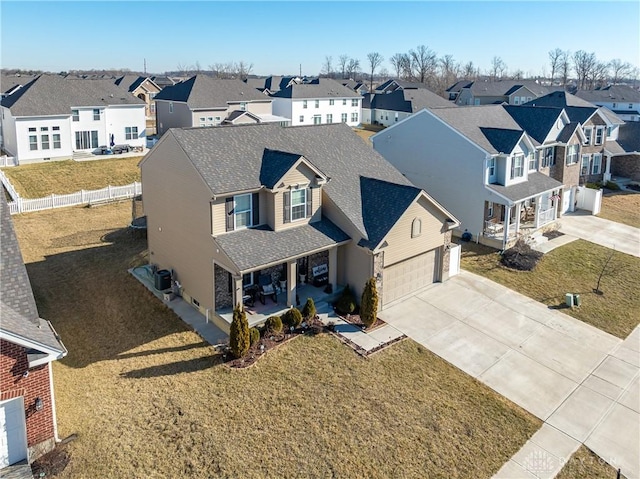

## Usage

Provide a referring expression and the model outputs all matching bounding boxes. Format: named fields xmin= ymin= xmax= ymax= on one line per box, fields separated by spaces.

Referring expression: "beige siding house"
xmin=141 ymin=123 xmax=458 ymax=332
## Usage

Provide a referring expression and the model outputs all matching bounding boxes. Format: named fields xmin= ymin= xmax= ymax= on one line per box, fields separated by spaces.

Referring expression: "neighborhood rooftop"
xmin=1 ymin=74 xmax=145 ymax=116
xmin=575 ymin=85 xmax=640 ymax=104
xmin=366 ymin=88 xmax=453 ymax=113
xmin=458 ymin=79 xmax=557 ymax=97
xmin=270 ymin=78 xmax=361 ymax=99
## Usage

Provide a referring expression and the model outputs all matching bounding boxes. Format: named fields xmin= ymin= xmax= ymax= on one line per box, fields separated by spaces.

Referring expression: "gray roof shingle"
xmin=260 ymin=149 xmax=308 ymax=189
xmin=215 ymin=219 xmax=350 ymax=271
xmin=0 ymin=197 xmax=65 ymax=354
xmin=271 ymin=78 xmax=360 ymax=99
xmin=557 ymin=122 xmax=581 ymax=143
xmin=503 ymin=105 xmax=565 ymax=144
xmin=167 ymin=123 xmax=415 ymax=246
xmin=367 ymin=88 xmax=452 ymax=113
xmin=1 ymin=74 xmax=145 ymax=116
xmin=616 ymin=122 xmax=640 ymax=153
xmin=154 ymin=75 xmax=268 ymax=108
xmin=487 ymin=173 xmax=564 ymax=202
xmin=465 ymin=79 xmax=555 ymax=97
xmin=575 ymin=85 xmax=640 ymax=104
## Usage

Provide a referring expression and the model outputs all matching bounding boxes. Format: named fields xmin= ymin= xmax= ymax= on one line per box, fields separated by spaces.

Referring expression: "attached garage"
xmin=0 ymin=397 xmax=28 ymax=468
xmin=382 ymin=248 xmax=439 ymax=306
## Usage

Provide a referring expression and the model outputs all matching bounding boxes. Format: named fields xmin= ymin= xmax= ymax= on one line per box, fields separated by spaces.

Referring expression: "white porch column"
xmin=502 ymin=205 xmax=511 ymax=246
xmin=328 ymin=247 xmax=337 ymax=289
xmin=232 ymin=275 xmax=243 ymax=309
xmin=514 ymin=203 xmax=522 ymax=237
xmin=603 ymin=154 xmax=612 ymax=182
xmin=287 ymin=260 xmax=297 ymax=307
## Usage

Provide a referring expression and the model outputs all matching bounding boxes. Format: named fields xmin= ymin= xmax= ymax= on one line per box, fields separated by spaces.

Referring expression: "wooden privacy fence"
xmin=6 ymin=182 xmax=142 ymax=215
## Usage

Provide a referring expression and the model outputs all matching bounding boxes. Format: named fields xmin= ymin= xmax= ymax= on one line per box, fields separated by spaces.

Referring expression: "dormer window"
xmin=510 ymin=155 xmax=524 ymax=179
xmin=291 ymin=189 xmax=307 ymax=221
xmin=594 ymin=127 xmax=604 ymax=145
xmin=411 ymin=218 xmax=422 ymax=238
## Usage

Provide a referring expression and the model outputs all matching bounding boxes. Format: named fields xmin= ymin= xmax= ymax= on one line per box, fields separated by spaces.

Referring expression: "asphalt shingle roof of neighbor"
xmin=503 ymin=105 xmax=564 ymax=144
xmin=487 ymin=173 xmax=564 ymax=202
xmin=557 ymin=121 xmax=581 ymax=143
xmin=215 ymin=219 xmax=350 ymax=272
xmin=270 ymin=78 xmax=360 ymax=99
xmin=259 ymin=149 xmax=314 ymax=189
xmin=524 ymin=90 xmax=597 ymax=108
xmin=616 ymin=122 xmax=640 ymax=152
xmin=612 ymin=109 xmax=640 ymax=115
xmin=599 ymin=107 xmax=626 ymax=125
xmin=0 ymin=197 xmax=65 ymax=354
xmin=467 ymin=80 xmax=554 ymax=97
xmin=115 ymin=74 xmax=146 ymax=92
xmin=1 ymin=74 xmax=145 ymax=116
xmin=1 ymin=74 xmax=38 ymax=95
xmin=429 ymin=105 xmax=525 ymax=154
xmin=367 ymin=88 xmax=452 ymax=113
xmin=154 ymin=75 xmax=268 ymax=108
xmin=575 ymin=85 xmax=640 ymax=103
xmin=167 ymin=123 xmax=416 ymax=246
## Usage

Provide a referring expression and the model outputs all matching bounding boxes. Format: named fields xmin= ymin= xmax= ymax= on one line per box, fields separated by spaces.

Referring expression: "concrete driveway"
xmin=559 ymin=211 xmax=640 ymax=257
xmin=379 ymin=272 xmax=639 ymax=478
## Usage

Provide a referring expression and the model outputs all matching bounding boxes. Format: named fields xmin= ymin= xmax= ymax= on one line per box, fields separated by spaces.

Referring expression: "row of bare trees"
xmin=174 ymin=61 xmax=254 ymax=80
xmin=549 ymin=48 xmax=636 ymax=89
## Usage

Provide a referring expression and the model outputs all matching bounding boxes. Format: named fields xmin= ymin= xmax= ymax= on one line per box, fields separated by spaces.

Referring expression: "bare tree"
xmin=193 ymin=61 xmax=202 ymax=74
xmin=511 ymin=69 xmax=524 ymax=80
xmin=338 ymin=54 xmax=349 ymax=79
xmin=321 ymin=55 xmax=333 ymax=78
xmin=593 ymin=248 xmax=622 ymax=295
xmin=236 ymin=61 xmax=253 ymax=80
xmin=409 ymin=45 xmax=437 ymax=84
xmin=462 ymin=61 xmax=477 ymax=80
xmin=560 ymin=51 xmax=571 ymax=86
xmin=389 ymin=53 xmax=404 ymax=79
xmin=590 ymin=61 xmax=610 ymax=89
xmin=437 ymin=54 xmax=459 ymax=95
xmin=490 ymin=56 xmax=507 ymax=80
xmin=366 ymin=52 xmax=384 ymax=92
xmin=346 ymin=58 xmax=360 ymax=79
xmin=573 ymin=50 xmax=597 ymax=90
xmin=610 ymin=59 xmax=633 ymax=84
xmin=548 ymin=48 xmax=564 ymax=84
xmin=176 ymin=63 xmax=189 ymax=76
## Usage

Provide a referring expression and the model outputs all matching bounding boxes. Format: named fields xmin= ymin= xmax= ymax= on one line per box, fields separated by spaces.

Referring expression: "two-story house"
xmin=372 ymin=106 xmax=569 ymax=249
xmin=140 ymin=123 xmax=458 ymax=331
xmin=524 ymin=91 xmax=625 ymax=183
xmin=361 ymin=87 xmax=453 ymax=126
xmin=575 ymin=85 xmax=640 ymax=122
xmin=1 ymin=196 xmax=67 ymax=469
xmin=449 ymin=79 xmax=556 ymax=106
xmin=0 ymin=75 xmax=146 ymax=164
xmin=154 ymin=75 xmax=287 ymax=136
xmin=115 ymin=75 xmax=162 ymax=135
xmin=270 ymin=78 xmax=362 ymax=127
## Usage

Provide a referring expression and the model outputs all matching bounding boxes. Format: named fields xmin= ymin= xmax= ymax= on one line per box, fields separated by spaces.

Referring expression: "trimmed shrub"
xmin=282 ymin=307 xmax=303 ymax=328
xmin=249 ymin=327 xmax=260 ymax=346
xmin=360 ymin=277 xmax=378 ymax=328
xmin=229 ymin=304 xmax=250 ymax=358
xmin=605 ymin=181 xmax=621 ymax=191
xmin=264 ymin=315 xmax=283 ymax=334
xmin=335 ymin=284 xmax=356 ymax=315
xmin=301 ymin=297 xmax=316 ymax=321
xmin=501 ymin=239 xmax=543 ymax=271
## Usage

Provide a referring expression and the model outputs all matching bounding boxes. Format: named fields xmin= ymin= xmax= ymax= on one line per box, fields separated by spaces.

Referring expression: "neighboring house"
xmin=115 ymin=75 xmax=162 ymax=135
xmin=374 ymin=79 xmax=432 ymax=94
xmin=1 ymin=75 xmax=37 ymax=100
xmin=154 ymin=75 xmax=286 ymax=136
xmin=362 ymin=87 xmax=453 ymax=126
xmin=575 ymin=85 xmax=640 ymax=122
xmin=372 ymin=106 xmax=574 ymax=249
xmin=150 ymin=75 xmax=179 ymax=89
xmin=245 ymin=76 xmax=300 ymax=95
xmin=270 ymin=78 xmax=362 ymax=127
xmin=525 ymin=91 xmax=625 ymax=183
xmin=340 ymin=80 xmax=369 ymax=95
xmin=450 ymin=79 xmax=555 ymax=106
xmin=0 ymin=75 xmax=146 ymax=164
xmin=0 ymin=196 xmax=67 ymax=468
xmin=606 ymin=122 xmax=640 ymax=182
xmin=140 ymin=123 xmax=459 ymax=331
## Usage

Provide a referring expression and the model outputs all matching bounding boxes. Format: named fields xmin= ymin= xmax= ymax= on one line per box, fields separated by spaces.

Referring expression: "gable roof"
xmin=115 ymin=74 xmax=144 ymax=92
xmin=428 ymin=105 xmax=525 ymax=154
xmin=154 ymin=75 xmax=268 ymax=108
xmin=524 ymin=90 xmax=597 ymax=108
xmin=366 ymin=88 xmax=452 ymax=113
xmin=557 ymin=121 xmax=582 ymax=143
xmin=258 ymin=149 xmax=326 ymax=189
xmin=1 ymin=74 xmax=38 ymax=97
xmin=0 ymin=196 xmax=66 ymax=355
xmin=446 ymin=80 xmax=473 ymax=93
xmin=162 ymin=123 xmax=420 ymax=246
xmin=1 ymin=74 xmax=145 ymax=116
xmin=616 ymin=122 xmax=640 ymax=153
xmin=575 ymin=85 xmax=640 ymax=104
xmin=271 ymin=78 xmax=360 ymax=99
xmin=503 ymin=105 xmax=565 ymax=144
xmin=463 ymin=80 xmax=554 ymax=97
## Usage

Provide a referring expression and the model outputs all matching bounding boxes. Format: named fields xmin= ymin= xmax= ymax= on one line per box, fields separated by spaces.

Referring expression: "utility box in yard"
xmin=565 ymin=293 xmax=574 ymax=308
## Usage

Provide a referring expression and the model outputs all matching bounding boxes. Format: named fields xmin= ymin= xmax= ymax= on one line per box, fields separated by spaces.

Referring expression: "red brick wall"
xmin=0 ymin=339 xmax=55 ymax=447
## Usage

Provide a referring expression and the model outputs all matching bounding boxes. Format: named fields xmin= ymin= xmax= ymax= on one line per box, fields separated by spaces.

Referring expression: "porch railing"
xmin=536 ymin=207 xmax=556 ymax=227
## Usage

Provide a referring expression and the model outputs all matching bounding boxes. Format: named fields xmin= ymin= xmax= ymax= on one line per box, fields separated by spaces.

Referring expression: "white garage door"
xmin=0 ymin=397 xmax=28 ymax=468
xmin=383 ymin=249 xmax=438 ymax=306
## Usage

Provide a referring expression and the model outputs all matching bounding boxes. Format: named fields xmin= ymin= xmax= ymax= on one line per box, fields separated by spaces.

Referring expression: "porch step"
xmin=527 ymin=231 xmax=548 ymax=246
xmin=72 ymin=151 xmax=94 ymax=160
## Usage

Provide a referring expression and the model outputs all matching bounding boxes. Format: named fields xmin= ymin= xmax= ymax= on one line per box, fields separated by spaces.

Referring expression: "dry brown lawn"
xmin=557 ymin=446 xmax=626 ymax=479
xmin=460 ymin=240 xmax=640 ymax=339
xmin=353 ymin=128 xmax=376 ymax=144
xmin=13 ymin=203 xmax=541 ymax=478
xmin=2 ymin=157 xmax=142 ymax=198
xmin=598 ymin=191 xmax=640 ymax=228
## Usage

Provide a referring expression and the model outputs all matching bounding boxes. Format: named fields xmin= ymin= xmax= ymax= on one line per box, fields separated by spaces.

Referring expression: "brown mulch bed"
xmin=223 ymin=318 xmax=326 ymax=369
xmin=31 ymin=443 xmax=71 ymax=477
xmin=543 ymin=230 xmax=564 ymax=240
xmin=340 ymin=313 xmax=386 ymax=331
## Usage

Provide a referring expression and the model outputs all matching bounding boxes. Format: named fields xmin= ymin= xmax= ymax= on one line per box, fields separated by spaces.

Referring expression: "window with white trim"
xmin=513 ymin=96 xmax=520 ymax=105
xmin=72 ymin=109 xmax=79 ymax=121
xmin=302 ymin=100 xmax=307 ymax=109
xmin=234 ymin=194 xmax=252 ymax=229
xmin=53 ymin=134 xmax=61 ymax=149
xmin=510 ymin=155 xmax=524 ymax=179
xmin=313 ymin=115 xmax=321 ymax=125
xmin=411 ymin=218 xmax=422 ymax=238
xmin=591 ymin=153 xmax=602 ymax=175
xmin=488 ymin=158 xmax=495 ymax=179
xmin=329 ymin=99 xmax=334 ymax=105
xmin=606 ymin=126 xmax=613 ymax=138
xmin=93 ymin=109 xmax=101 ymax=121
xmin=41 ymin=134 xmax=50 ymax=150
xmin=125 ymin=126 xmax=138 ymax=140
xmin=566 ymin=144 xmax=579 ymax=165
xmin=299 ymin=115 xmax=304 ymax=123
xmin=351 ymin=112 xmax=358 ymax=123
xmin=326 ymin=114 xmax=333 ymax=123
xmin=342 ymin=99 xmax=347 ymax=105
xmin=580 ymin=154 xmax=590 ymax=175
xmin=594 ymin=127 xmax=604 ymax=145
xmin=240 ymin=102 xmax=247 ymax=111
xmin=29 ymin=135 xmax=38 ymax=151
xmin=612 ymin=103 xmax=617 ymax=108
xmin=315 ymin=100 xmax=319 ymax=108
xmin=291 ymin=188 xmax=306 ymax=221
xmin=541 ymin=147 xmax=554 ymax=168
xmin=351 ymin=99 xmax=358 ymax=107
xmin=341 ymin=113 xmax=347 ymax=123
xmin=528 ymin=153 xmax=537 ymax=171
xmin=629 ymin=103 xmax=633 ymax=109
xmin=583 ymin=127 xmax=592 ymax=145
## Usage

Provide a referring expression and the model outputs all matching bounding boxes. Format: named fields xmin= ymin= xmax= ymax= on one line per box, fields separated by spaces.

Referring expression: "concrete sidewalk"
xmin=559 ymin=211 xmax=640 ymax=257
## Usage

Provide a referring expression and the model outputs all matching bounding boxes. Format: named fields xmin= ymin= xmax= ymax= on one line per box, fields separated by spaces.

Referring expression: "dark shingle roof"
xmin=617 ymin=122 xmax=640 ymax=152
xmin=367 ymin=88 xmax=452 ymax=113
xmin=524 ymin=90 xmax=596 ymax=108
xmin=167 ymin=123 xmax=414 ymax=245
xmin=1 ymin=74 xmax=37 ymax=96
xmin=446 ymin=80 xmax=473 ymax=93
xmin=271 ymin=78 xmax=360 ymax=99
xmin=466 ymin=80 xmax=554 ymax=97
xmin=557 ymin=122 xmax=581 ymax=143
xmin=575 ymin=85 xmax=640 ymax=103
xmin=216 ymin=219 xmax=350 ymax=271
xmin=0 ymin=197 xmax=65 ymax=354
xmin=1 ymin=74 xmax=144 ymax=116
xmin=487 ymin=173 xmax=564 ymax=202
xmin=260 ymin=149 xmax=305 ymax=189
xmin=503 ymin=105 xmax=564 ymax=144
xmin=479 ymin=128 xmax=524 ymax=154
xmin=154 ymin=75 xmax=268 ymax=108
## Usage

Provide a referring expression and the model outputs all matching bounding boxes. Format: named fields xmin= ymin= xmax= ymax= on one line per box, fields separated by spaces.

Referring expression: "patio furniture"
xmin=258 ymin=274 xmax=277 ymax=304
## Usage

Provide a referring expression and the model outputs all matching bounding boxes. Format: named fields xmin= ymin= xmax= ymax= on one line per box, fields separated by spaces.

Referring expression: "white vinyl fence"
xmin=0 ymin=169 xmax=20 ymax=201
xmin=576 ymin=186 xmax=603 ymax=215
xmin=6 ymin=182 xmax=142 ymax=215
xmin=0 ymin=155 xmax=18 ymax=167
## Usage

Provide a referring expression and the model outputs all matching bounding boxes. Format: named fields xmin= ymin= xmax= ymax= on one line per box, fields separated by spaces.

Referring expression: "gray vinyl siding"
xmin=155 ymin=100 xmax=193 ymax=136
xmin=373 ymin=110 xmax=490 ymax=237
xmin=271 ymin=98 xmax=293 ymax=120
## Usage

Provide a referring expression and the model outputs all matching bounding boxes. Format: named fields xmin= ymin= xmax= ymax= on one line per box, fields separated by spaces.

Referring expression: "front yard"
xmin=460 ymin=240 xmax=640 ymax=339
xmin=14 ymin=203 xmax=540 ymax=478
xmin=598 ymin=191 xmax=640 ymax=228
xmin=2 ymin=157 xmax=142 ymax=197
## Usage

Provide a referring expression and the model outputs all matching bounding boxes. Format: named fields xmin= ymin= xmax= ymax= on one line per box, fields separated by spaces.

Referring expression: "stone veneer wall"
xmin=214 ymin=264 xmax=232 ymax=309
xmin=441 ymin=230 xmax=452 ymax=282
xmin=373 ymin=252 xmax=384 ymax=309
xmin=306 ymin=251 xmax=329 ymax=282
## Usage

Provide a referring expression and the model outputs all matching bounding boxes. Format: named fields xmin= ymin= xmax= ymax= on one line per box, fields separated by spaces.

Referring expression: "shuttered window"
xmin=225 ymin=198 xmax=234 ymax=232
xmin=252 ymin=193 xmax=259 ymax=226
xmin=283 ymin=191 xmax=291 ymax=223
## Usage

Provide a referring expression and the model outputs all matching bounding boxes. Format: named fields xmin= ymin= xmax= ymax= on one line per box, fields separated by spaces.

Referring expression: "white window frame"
xmin=29 ymin=135 xmax=38 ymax=151
xmin=351 ymin=112 xmax=358 ymax=123
xmin=72 ymin=109 xmax=79 ymax=121
xmin=290 ymin=188 xmax=306 ymax=222
xmin=299 ymin=115 xmax=304 ymax=123
xmin=125 ymin=126 xmax=138 ymax=140
xmin=511 ymin=154 xmax=524 ymax=179
xmin=41 ymin=134 xmax=50 ymax=150
xmin=93 ymin=109 xmax=101 ymax=121
xmin=315 ymin=100 xmax=319 ymax=108
xmin=583 ymin=127 xmax=592 ymax=145
xmin=488 ymin=157 xmax=496 ymax=179
xmin=329 ymin=99 xmax=334 ymax=106
xmin=53 ymin=133 xmax=61 ymax=149
xmin=580 ymin=154 xmax=590 ymax=176
xmin=566 ymin=144 xmax=579 ymax=165
xmin=594 ymin=127 xmax=604 ymax=145
xmin=341 ymin=113 xmax=347 ymax=123
xmin=351 ymin=98 xmax=358 ymax=107
xmin=233 ymin=193 xmax=252 ymax=230
xmin=513 ymin=96 xmax=520 ymax=105
xmin=606 ymin=126 xmax=613 ymax=138
xmin=326 ymin=114 xmax=333 ymax=123
xmin=411 ymin=218 xmax=422 ymax=238
xmin=302 ymin=100 xmax=308 ymax=109
xmin=528 ymin=153 xmax=537 ymax=171
xmin=169 ymin=102 xmax=174 ymax=113
xmin=487 ymin=202 xmax=494 ymax=217
xmin=313 ymin=115 xmax=321 ymax=125
xmin=342 ymin=99 xmax=347 ymax=105
xmin=591 ymin=153 xmax=602 ymax=175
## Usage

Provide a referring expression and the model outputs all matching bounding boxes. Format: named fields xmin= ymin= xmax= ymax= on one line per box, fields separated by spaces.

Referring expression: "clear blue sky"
xmin=2 ymin=1 xmax=639 ymax=77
